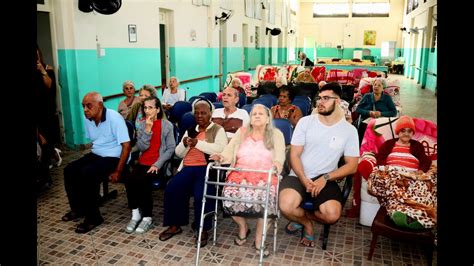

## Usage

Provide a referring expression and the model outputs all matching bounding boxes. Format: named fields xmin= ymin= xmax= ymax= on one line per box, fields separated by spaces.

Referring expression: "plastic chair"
xmin=300 ymin=158 xmax=353 ymax=250
xmin=252 ymin=97 xmax=273 ymax=109
xmin=259 ymin=94 xmax=278 ymax=106
xmin=188 ymin=95 xmax=205 ymax=104
xmin=169 ymin=101 xmax=192 ymax=124
xmin=177 ymin=111 xmax=196 ymax=143
xmin=195 ymin=162 xmax=280 ymax=266
xmin=272 ymin=118 xmax=293 ymax=145
xmin=292 ymin=99 xmax=310 ymax=116
xmin=212 ymin=102 xmax=224 ymax=109
xmin=199 ymin=92 xmax=218 ymax=103
xmin=238 ymin=92 xmax=247 ymax=108
xmin=241 ymin=104 xmax=253 ymax=114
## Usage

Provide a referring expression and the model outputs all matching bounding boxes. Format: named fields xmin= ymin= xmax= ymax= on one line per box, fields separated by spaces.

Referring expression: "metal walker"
xmin=195 ymin=162 xmax=280 ymax=266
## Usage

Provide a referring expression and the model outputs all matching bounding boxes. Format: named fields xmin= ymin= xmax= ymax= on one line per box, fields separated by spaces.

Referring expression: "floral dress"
xmin=222 ymin=136 xmax=278 ymax=217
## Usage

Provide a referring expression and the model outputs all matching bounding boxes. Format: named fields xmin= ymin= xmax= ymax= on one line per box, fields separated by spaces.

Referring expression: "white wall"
xmin=298 ymin=0 xmax=404 ymax=48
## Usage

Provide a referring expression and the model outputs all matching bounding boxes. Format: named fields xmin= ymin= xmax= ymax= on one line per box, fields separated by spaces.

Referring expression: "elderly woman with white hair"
xmin=210 ymin=104 xmax=286 ymax=257
xmin=162 ymin=76 xmax=186 ymax=111
xmin=118 ymin=80 xmax=141 ymax=118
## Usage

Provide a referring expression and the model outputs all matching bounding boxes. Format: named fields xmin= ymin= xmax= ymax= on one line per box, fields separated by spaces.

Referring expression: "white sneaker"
xmin=135 ymin=218 xmax=152 ymax=233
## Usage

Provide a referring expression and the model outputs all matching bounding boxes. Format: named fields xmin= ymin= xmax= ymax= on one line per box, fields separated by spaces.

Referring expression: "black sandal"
xmin=234 ymin=228 xmax=251 ymax=246
xmin=61 ymin=211 xmax=82 ymax=222
xmin=159 ymin=226 xmax=183 ymax=241
xmin=194 ymin=230 xmax=208 ymax=248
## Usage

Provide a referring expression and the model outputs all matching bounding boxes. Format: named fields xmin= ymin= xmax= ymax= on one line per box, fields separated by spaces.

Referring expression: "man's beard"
xmin=318 ymin=102 xmax=336 ymax=116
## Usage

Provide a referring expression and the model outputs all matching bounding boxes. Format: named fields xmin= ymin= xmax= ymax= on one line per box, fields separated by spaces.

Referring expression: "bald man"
xmin=212 ymin=87 xmax=250 ymax=140
xmin=62 ymin=92 xmax=131 ymax=234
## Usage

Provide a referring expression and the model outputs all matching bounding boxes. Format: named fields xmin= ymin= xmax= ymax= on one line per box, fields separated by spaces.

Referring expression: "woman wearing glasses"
xmin=123 ymin=96 xmax=176 ymax=234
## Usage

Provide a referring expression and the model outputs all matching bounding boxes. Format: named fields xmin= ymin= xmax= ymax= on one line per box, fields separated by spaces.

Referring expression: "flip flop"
xmin=300 ymin=230 xmax=315 ymax=247
xmin=234 ymin=228 xmax=251 ymax=246
xmin=285 ymin=221 xmax=303 ymax=235
xmin=159 ymin=226 xmax=183 ymax=241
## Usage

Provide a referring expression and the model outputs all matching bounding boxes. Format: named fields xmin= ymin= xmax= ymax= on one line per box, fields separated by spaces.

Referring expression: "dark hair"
xmin=319 ymin=82 xmax=342 ymax=98
xmin=141 ymin=96 xmax=164 ymax=119
xmin=278 ymin=85 xmax=296 ymax=102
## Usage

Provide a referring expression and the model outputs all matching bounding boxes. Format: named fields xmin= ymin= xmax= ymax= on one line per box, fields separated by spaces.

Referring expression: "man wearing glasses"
xmin=278 ymin=82 xmax=359 ymax=247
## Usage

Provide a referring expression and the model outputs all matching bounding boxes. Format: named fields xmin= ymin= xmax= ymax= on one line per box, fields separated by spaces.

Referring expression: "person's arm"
xmin=289 ymin=106 xmax=303 ymax=127
xmin=290 ymin=145 xmax=313 ymax=191
xmin=375 ymin=139 xmax=394 ymax=166
xmin=379 ymin=94 xmax=397 ymax=117
xmin=217 ymin=128 xmax=241 ymax=164
xmin=37 ymin=62 xmax=52 ymax=89
xmin=136 ymin=120 xmax=152 ymax=151
xmin=109 ymin=141 xmax=131 ymax=183
xmin=195 ymin=127 xmax=228 ymax=155
xmin=175 ymin=130 xmax=190 ymax=158
xmin=179 ymin=88 xmax=186 ymax=101
xmin=355 ymin=94 xmax=372 ymax=119
xmin=153 ymin=121 xmax=177 ymax=169
xmin=272 ymin=130 xmax=286 ymax=173
xmin=412 ymin=140 xmax=432 ymax=172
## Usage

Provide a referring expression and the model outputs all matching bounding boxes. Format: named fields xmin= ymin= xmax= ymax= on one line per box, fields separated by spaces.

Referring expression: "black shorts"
xmin=279 ymin=175 xmax=343 ymax=210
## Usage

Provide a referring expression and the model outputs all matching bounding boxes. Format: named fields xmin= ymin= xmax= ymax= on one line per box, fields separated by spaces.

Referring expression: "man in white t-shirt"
xmin=211 ymin=87 xmax=250 ymax=140
xmin=279 ymin=82 xmax=360 ymax=247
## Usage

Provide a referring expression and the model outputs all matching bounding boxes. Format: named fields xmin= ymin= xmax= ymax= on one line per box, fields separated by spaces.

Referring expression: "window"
xmin=245 ymin=0 xmax=254 ymax=18
xmin=313 ymin=3 xmax=349 ymax=17
xmin=290 ymin=0 xmax=298 ymax=13
xmin=352 ymin=2 xmax=390 ymax=17
xmin=255 ymin=26 xmax=260 ymax=50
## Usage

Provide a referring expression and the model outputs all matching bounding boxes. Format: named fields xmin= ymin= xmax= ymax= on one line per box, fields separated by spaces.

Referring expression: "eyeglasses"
xmin=143 ymin=106 xmax=156 ymax=110
xmin=315 ymin=96 xmax=338 ymax=102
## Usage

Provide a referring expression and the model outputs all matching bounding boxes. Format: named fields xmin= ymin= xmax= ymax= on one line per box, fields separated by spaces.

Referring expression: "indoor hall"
xmin=37 ymin=74 xmax=437 ymax=265
xmin=36 ymin=0 xmax=438 ymax=264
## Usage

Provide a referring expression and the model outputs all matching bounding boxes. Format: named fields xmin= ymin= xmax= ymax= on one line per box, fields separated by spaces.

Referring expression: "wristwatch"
xmin=323 ymin=173 xmax=331 ymax=181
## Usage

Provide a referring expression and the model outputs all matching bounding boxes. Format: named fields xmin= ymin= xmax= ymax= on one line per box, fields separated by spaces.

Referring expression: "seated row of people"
xmin=61 ymin=83 xmax=360 ymax=256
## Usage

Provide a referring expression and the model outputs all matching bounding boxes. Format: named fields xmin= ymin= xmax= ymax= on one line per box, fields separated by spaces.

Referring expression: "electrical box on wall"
xmin=336 ymin=44 xmax=343 ymax=50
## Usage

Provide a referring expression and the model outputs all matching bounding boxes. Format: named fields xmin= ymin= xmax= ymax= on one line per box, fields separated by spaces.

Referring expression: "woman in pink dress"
xmin=210 ymin=104 xmax=286 ymax=257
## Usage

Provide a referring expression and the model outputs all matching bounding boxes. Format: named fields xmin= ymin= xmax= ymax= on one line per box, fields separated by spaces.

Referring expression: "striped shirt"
xmin=386 ymin=143 xmax=419 ymax=171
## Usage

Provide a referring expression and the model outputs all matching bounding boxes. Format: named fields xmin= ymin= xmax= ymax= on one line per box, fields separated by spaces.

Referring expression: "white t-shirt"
xmin=290 ymin=114 xmax=359 ymax=179
xmin=211 ymin=108 xmax=250 ymax=139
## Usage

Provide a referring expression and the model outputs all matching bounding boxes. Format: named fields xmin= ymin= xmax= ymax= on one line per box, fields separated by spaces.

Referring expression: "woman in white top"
xmin=162 ymin=76 xmax=186 ymax=111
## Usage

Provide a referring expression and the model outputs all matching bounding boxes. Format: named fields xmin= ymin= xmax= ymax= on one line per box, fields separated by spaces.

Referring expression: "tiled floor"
xmin=37 ymin=74 xmax=437 ymax=265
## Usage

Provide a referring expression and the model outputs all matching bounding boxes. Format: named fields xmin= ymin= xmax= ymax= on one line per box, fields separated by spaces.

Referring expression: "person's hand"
xmin=310 ymin=177 xmax=327 ymax=198
xmin=186 ymin=137 xmax=198 ymax=148
xmin=147 ymin=165 xmax=159 ymax=174
xmin=109 ymin=170 xmax=121 ymax=183
xmin=37 ymin=60 xmax=47 ymax=75
xmin=374 ymin=111 xmax=381 ymax=118
xmin=272 ymin=162 xmax=283 ymax=174
xmin=163 ymin=104 xmax=172 ymax=110
xmin=145 ymin=114 xmax=155 ymax=133
xmin=209 ymin=154 xmax=222 ymax=162
xmin=303 ymin=178 xmax=314 ymax=193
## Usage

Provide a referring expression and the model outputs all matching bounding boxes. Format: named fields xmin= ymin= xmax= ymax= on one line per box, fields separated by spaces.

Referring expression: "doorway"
xmin=242 ymin=24 xmax=249 ymax=71
xmin=159 ymin=10 xmax=172 ymax=94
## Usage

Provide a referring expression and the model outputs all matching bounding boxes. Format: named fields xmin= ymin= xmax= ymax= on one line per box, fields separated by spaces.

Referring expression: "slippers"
xmin=299 ymin=230 xmax=315 ymax=247
xmin=234 ymin=228 xmax=251 ymax=246
xmin=285 ymin=221 xmax=303 ymax=235
xmin=159 ymin=226 xmax=183 ymax=241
